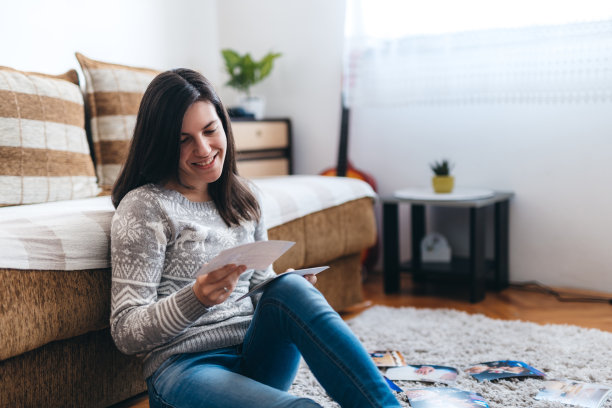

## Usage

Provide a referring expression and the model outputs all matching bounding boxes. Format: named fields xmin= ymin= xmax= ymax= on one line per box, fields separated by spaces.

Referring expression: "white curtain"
xmin=343 ymin=0 xmax=612 ymax=107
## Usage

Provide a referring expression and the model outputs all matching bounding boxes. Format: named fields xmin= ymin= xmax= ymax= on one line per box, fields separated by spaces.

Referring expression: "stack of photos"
xmin=535 ymin=380 xmax=612 ymax=408
xmin=386 ymin=364 xmax=458 ymax=385
xmin=405 ymin=387 xmax=489 ymax=408
xmin=465 ymin=360 xmax=545 ymax=382
xmin=369 ymin=350 xmax=406 ymax=367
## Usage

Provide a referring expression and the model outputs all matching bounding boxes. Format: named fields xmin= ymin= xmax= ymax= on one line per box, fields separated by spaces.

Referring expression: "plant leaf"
xmin=221 ymin=49 xmax=282 ymax=94
xmin=258 ymin=52 xmax=282 ymax=81
xmin=221 ymin=49 xmax=241 ymax=71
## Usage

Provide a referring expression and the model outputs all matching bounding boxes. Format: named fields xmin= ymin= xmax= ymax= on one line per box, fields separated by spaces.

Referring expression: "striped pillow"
xmin=0 ymin=66 xmax=100 ymax=206
xmin=76 ymin=53 xmax=159 ymax=190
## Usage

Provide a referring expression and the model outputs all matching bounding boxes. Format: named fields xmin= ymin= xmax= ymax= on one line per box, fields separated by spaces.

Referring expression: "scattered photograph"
xmin=405 ymin=387 xmax=489 ymax=408
xmin=369 ymin=350 xmax=406 ymax=367
xmin=465 ymin=360 xmax=545 ymax=382
xmin=535 ymin=379 xmax=612 ymax=408
xmin=385 ymin=364 xmax=458 ymax=384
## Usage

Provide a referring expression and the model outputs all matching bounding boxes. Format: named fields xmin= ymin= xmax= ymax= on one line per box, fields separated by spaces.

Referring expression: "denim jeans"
xmin=146 ymin=273 xmax=401 ymax=408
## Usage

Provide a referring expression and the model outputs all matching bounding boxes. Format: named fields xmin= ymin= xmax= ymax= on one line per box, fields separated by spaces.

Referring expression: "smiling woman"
xmin=108 ymin=68 xmax=401 ymax=408
xmin=169 ymin=101 xmax=228 ymax=202
xmin=111 ymin=69 xmax=259 ymax=227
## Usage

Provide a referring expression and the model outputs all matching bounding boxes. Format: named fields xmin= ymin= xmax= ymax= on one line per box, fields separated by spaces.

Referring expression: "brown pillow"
xmin=0 ymin=66 xmax=99 ymax=206
xmin=75 ymin=52 xmax=160 ymax=189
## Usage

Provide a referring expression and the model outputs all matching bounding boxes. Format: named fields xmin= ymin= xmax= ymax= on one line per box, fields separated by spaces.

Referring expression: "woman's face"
xmin=177 ymin=101 xmax=227 ymax=194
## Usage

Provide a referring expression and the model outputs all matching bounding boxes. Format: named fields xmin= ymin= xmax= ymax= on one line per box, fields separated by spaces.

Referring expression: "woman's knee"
xmin=263 ymin=273 xmax=319 ymax=303
xmin=259 ymin=273 xmax=335 ymax=321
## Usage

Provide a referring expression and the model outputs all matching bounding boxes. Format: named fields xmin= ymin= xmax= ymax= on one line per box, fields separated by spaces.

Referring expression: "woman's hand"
xmin=193 ymin=264 xmax=246 ymax=307
xmin=303 ymin=274 xmax=317 ymax=285
xmin=285 ymin=268 xmax=317 ymax=285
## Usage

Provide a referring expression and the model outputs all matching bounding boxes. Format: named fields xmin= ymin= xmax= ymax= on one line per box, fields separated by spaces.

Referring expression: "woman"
xmin=110 ymin=68 xmax=400 ymax=408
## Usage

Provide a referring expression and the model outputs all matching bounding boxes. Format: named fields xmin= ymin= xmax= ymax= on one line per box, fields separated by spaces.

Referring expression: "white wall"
xmin=216 ymin=0 xmax=345 ymax=176
xmin=0 ymin=0 xmax=220 ymax=88
xmin=350 ymin=103 xmax=612 ymax=292
xmin=1 ymin=0 xmax=343 ymax=176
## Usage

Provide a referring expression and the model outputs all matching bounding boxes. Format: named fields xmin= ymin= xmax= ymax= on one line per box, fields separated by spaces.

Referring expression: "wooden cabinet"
xmin=231 ymin=118 xmax=292 ymax=178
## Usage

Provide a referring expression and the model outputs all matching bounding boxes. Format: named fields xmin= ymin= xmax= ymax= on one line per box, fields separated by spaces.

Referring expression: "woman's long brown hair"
xmin=111 ymin=69 xmax=260 ymax=226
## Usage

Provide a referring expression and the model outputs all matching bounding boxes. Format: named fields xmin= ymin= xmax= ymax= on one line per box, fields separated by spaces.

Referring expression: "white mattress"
xmin=0 ymin=175 xmax=375 ymax=271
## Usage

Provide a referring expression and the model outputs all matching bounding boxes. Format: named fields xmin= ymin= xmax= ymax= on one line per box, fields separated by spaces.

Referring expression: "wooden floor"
xmin=342 ymin=272 xmax=612 ymax=331
xmin=112 ymin=272 xmax=612 ymax=408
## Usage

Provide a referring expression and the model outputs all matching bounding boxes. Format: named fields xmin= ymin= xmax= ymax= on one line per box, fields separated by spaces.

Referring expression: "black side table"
xmin=382 ymin=190 xmax=514 ymax=303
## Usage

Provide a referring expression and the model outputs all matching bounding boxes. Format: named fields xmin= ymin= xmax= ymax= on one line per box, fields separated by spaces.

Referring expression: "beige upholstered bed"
xmin=0 ymin=176 xmax=377 ymax=407
xmin=0 ymin=54 xmax=378 ymax=407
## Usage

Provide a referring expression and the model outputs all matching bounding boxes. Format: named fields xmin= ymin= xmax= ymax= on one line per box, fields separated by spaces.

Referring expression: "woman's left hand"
xmin=285 ymin=268 xmax=317 ymax=285
xmin=303 ymin=274 xmax=317 ymax=285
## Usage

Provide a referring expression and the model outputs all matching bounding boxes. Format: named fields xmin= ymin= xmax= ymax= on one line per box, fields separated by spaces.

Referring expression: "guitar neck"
xmin=337 ymin=105 xmax=349 ymax=177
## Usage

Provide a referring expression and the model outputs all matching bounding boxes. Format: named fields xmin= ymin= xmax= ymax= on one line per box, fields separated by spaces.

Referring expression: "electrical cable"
xmin=509 ymin=281 xmax=612 ymax=304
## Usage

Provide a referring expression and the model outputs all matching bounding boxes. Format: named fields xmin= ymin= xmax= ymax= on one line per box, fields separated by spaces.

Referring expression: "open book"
xmin=236 ymin=266 xmax=329 ymax=301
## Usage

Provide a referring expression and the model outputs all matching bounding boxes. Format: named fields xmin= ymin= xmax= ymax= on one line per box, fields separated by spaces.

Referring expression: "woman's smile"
xmin=191 ymin=153 xmax=217 ymax=169
xmin=168 ymin=100 xmax=227 ymax=201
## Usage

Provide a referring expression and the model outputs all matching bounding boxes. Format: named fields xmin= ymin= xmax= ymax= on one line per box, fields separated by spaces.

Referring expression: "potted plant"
xmin=221 ymin=49 xmax=282 ymax=119
xmin=430 ymin=159 xmax=454 ymax=193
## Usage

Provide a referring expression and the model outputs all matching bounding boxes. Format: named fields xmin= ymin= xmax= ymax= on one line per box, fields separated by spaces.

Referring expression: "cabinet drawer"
xmin=232 ymin=121 xmax=288 ymax=151
xmin=237 ymin=158 xmax=290 ymax=178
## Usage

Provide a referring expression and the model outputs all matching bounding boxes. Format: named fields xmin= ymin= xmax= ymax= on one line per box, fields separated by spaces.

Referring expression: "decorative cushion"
xmin=75 ymin=53 xmax=159 ymax=189
xmin=0 ymin=66 xmax=100 ymax=206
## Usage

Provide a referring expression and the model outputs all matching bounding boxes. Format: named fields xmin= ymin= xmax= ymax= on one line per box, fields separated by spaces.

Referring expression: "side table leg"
xmin=494 ymin=200 xmax=510 ymax=290
xmin=470 ymin=207 xmax=486 ymax=302
xmin=383 ymin=202 xmax=400 ymax=293
xmin=411 ymin=204 xmax=425 ymax=282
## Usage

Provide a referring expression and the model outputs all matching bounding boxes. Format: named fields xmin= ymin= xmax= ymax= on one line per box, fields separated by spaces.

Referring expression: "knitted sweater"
xmin=110 ymin=183 xmax=276 ymax=379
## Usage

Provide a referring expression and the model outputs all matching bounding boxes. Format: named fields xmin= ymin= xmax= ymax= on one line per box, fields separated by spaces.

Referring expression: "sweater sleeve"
xmin=109 ymin=191 xmax=208 ymax=355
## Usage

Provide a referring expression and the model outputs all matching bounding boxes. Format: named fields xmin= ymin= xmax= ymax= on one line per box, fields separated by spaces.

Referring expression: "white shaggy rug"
xmin=289 ymin=306 xmax=612 ymax=407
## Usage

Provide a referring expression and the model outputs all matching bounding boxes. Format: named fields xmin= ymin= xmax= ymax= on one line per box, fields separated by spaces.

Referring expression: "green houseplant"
xmin=221 ymin=49 xmax=282 ymax=119
xmin=430 ymin=159 xmax=454 ymax=193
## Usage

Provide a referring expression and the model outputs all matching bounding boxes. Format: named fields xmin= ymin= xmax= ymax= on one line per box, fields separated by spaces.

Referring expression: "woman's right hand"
xmin=193 ymin=264 xmax=246 ymax=307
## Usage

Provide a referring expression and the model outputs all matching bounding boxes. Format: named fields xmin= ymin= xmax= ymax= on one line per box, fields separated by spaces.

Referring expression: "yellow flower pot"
xmin=432 ymin=176 xmax=454 ymax=193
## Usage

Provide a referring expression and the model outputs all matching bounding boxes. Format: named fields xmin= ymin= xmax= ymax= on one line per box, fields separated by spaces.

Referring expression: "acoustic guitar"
xmin=320 ymin=100 xmax=379 ymax=271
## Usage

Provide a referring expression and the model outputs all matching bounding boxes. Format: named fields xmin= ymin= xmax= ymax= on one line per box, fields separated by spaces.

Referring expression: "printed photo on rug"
xmin=535 ymin=379 xmax=612 ymax=408
xmin=385 ymin=364 xmax=458 ymax=384
xmin=465 ymin=360 xmax=545 ymax=382
xmin=405 ymin=387 xmax=489 ymax=408
xmin=369 ymin=350 xmax=406 ymax=367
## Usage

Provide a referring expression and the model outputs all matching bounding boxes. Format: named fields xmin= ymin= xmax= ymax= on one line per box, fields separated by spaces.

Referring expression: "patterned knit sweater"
xmin=110 ymin=183 xmax=276 ymax=379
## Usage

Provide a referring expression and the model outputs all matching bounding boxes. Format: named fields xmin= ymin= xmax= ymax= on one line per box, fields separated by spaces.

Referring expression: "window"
xmin=344 ymin=0 xmax=612 ymax=106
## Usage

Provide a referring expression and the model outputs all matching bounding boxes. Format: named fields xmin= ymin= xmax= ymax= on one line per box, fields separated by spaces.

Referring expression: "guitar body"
xmin=320 ymin=101 xmax=379 ymax=271
xmin=320 ymin=161 xmax=377 ymax=191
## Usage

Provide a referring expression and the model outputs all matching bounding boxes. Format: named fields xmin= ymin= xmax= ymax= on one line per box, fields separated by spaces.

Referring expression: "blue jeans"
xmin=146 ymin=274 xmax=400 ymax=408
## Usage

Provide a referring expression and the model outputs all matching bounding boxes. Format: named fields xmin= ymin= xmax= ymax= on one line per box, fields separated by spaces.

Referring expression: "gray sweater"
xmin=110 ymin=183 xmax=276 ymax=379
